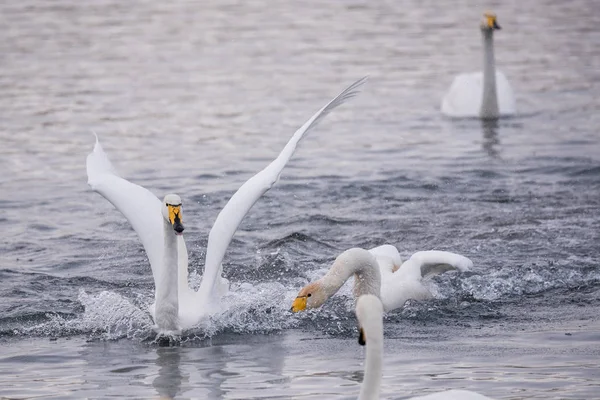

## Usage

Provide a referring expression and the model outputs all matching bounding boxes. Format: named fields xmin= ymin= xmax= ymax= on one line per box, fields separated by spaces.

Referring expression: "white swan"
xmin=356 ymin=294 xmax=494 ymax=400
xmin=86 ymin=77 xmax=368 ymax=335
xmin=291 ymin=245 xmax=472 ymax=313
xmin=441 ymin=12 xmax=516 ymax=119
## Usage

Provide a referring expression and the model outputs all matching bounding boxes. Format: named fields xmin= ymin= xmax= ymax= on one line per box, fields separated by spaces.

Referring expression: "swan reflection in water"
xmin=481 ymin=118 xmax=500 ymax=158
xmin=153 ymin=347 xmax=183 ymax=399
xmin=152 ymin=344 xmax=227 ymax=400
xmin=151 ymin=335 xmax=286 ymax=399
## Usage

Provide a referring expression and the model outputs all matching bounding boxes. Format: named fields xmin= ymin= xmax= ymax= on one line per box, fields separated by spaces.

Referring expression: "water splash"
xmin=6 ymin=258 xmax=599 ymax=341
xmin=431 ymin=259 xmax=600 ymax=302
xmin=77 ymin=290 xmax=154 ymax=340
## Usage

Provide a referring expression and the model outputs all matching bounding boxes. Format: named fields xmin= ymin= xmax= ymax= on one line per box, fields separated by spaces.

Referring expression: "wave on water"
xmin=431 ymin=258 xmax=600 ymax=302
xmin=3 ymin=255 xmax=599 ymax=342
xmin=8 ymin=280 xmax=304 ymax=342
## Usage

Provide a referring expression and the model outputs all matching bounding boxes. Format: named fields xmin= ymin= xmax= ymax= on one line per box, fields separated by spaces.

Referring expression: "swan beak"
xmin=486 ymin=15 xmax=501 ymax=30
xmin=168 ymin=205 xmax=184 ymax=235
xmin=358 ymin=327 xmax=366 ymax=346
xmin=291 ymin=296 xmax=307 ymax=312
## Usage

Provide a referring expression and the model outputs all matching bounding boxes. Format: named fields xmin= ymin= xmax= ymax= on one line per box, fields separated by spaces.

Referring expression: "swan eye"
xmin=307 ymin=293 xmax=312 ymax=297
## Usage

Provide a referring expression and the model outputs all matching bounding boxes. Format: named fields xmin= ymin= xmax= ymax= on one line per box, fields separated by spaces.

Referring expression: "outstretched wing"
xmin=198 ymin=77 xmax=369 ymax=299
xmin=86 ymin=135 xmax=165 ymax=279
xmin=399 ymin=250 xmax=473 ymax=281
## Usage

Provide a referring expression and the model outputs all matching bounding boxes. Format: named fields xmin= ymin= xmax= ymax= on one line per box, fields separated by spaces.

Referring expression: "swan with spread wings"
xmin=86 ymin=77 xmax=367 ymax=335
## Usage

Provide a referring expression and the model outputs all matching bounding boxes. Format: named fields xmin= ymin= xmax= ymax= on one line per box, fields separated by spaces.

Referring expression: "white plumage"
xmin=355 ymin=295 xmax=494 ymax=400
xmin=87 ymin=77 xmax=368 ymax=334
xmin=441 ymin=12 xmax=516 ymax=119
xmin=291 ymin=245 xmax=472 ymax=313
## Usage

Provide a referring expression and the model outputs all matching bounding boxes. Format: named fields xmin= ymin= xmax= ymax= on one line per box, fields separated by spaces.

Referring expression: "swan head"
xmin=161 ymin=194 xmax=185 ymax=236
xmin=355 ymin=294 xmax=384 ymax=346
xmin=481 ymin=12 xmax=501 ymax=31
xmin=290 ymin=281 xmax=328 ymax=312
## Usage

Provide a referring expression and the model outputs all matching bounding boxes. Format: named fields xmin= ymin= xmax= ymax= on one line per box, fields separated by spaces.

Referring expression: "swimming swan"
xmin=356 ymin=294 xmax=494 ymax=400
xmin=291 ymin=245 xmax=472 ymax=313
xmin=86 ymin=77 xmax=368 ymax=335
xmin=441 ymin=12 xmax=516 ymax=119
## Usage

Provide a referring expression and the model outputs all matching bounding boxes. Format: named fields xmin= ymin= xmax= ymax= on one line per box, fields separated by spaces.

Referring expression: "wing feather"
xmin=198 ymin=77 xmax=369 ymax=299
xmin=86 ymin=135 xmax=165 ymax=279
xmin=401 ymin=250 xmax=473 ymax=280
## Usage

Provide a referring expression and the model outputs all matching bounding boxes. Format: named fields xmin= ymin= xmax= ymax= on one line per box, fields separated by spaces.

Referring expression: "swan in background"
xmin=356 ymin=294 xmax=494 ymax=400
xmin=291 ymin=244 xmax=472 ymax=313
xmin=86 ymin=77 xmax=368 ymax=335
xmin=441 ymin=12 xmax=516 ymax=119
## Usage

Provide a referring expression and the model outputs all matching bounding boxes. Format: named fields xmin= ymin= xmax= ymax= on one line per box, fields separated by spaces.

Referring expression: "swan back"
xmin=441 ymin=71 xmax=515 ymax=118
xmin=378 ymin=250 xmax=473 ymax=311
xmin=368 ymin=245 xmax=403 ymax=274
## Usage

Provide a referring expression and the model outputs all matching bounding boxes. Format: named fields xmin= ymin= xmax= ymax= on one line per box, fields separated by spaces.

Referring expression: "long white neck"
xmin=319 ymin=248 xmax=381 ymax=300
xmin=154 ymin=220 xmax=180 ymax=333
xmin=359 ymin=314 xmax=383 ymax=400
xmin=480 ymin=29 xmax=499 ymax=119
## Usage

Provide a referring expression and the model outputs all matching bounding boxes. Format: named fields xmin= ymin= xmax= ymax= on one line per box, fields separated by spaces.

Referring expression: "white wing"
xmin=399 ymin=250 xmax=473 ymax=281
xmin=410 ymin=389 xmax=494 ymax=400
xmin=368 ymin=244 xmax=403 ymax=273
xmin=86 ymin=135 xmax=165 ymax=280
xmin=441 ymin=70 xmax=515 ymax=118
xmin=198 ymin=77 xmax=369 ymax=299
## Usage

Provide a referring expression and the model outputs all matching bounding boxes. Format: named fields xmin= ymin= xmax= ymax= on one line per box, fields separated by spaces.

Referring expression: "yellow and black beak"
xmin=358 ymin=327 xmax=366 ymax=346
xmin=167 ymin=204 xmax=184 ymax=235
xmin=290 ymin=296 xmax=307 ymax=313
xmin=486 ymin=14 xmax=501 ymax=30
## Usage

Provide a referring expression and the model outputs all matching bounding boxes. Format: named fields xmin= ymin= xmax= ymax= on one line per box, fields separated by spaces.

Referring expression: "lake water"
xmin=1 ymin=0 xmax=599 ymax=399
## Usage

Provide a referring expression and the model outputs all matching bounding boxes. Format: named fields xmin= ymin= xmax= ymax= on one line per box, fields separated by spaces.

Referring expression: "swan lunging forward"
xmin=441 ymin=12 xmax=516 ymax=119
xmin=86 ymin=77 xmax=367 ymax=335
xmin=291 ymin=245 xmax=472 ymax=313
xmin=356 ymin=295 xmax=494 ymax=400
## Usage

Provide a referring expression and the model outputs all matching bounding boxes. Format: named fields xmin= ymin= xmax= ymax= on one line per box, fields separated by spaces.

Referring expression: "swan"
xmin=441 ymin=12 xmax=516 ymax=119
xmin=291 ymin=245 xmax=472 ymax=313
xmin=355 ymin=294 xmax=494 ymax=400
xmin=86 ymin=77 xmax=368 ymax=335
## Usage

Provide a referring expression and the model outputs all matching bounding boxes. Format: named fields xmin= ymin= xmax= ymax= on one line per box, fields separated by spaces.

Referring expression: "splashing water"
xmin=7 ymin=254 xmax=599 ymax=342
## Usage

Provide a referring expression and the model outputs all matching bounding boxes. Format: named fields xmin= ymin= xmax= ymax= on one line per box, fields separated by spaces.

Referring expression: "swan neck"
xmin=359 ymin=324 xmax=383 ymax=400
xmin=321 ymin=249 xmax=381 ymax=300
xmin=154 ymin=220 xmax=180 ymax=332
xmin=480 ymin=29 xmax=499 ymax=119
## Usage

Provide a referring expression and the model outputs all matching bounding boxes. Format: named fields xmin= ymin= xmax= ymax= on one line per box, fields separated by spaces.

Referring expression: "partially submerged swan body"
xmin=291 ymin=245 xmax=472 ymax=313
xmin=86 ymin=77 xmax=368 ymax=335
xmin=356 ymin=295 xmax=494 ymax=400
xmin=441 ymin=12 xmax=516 ymax=119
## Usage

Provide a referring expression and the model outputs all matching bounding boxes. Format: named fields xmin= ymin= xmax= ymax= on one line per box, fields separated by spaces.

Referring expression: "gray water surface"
xmin=1 ymin=0 xmax=599 ymax=399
